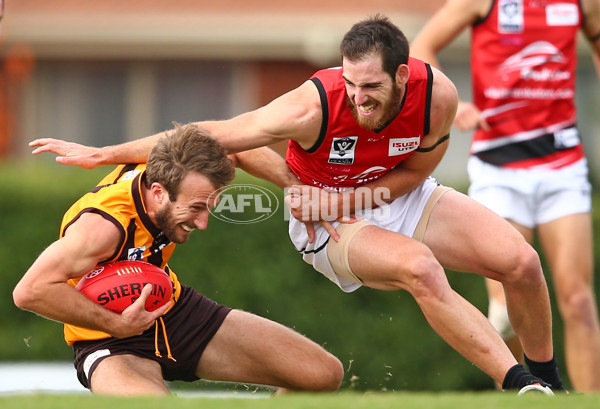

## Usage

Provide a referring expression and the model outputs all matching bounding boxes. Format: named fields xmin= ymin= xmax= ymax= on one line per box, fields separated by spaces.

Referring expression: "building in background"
xmin=0 ymin=0 xmax=598 ymax=185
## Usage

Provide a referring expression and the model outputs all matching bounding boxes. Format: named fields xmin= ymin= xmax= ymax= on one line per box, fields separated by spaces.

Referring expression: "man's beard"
xmin=347 ymin=82 xmax=403 ymax=131
xmin=155 ymin=202 xmax=187 ymax=244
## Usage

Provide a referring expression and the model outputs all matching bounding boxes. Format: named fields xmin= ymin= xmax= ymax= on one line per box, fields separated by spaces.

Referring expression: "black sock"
xmin=502 ymin=363 xmax=548 ymax=390
xmin=524 ymin=354 xmax=564 ymax=390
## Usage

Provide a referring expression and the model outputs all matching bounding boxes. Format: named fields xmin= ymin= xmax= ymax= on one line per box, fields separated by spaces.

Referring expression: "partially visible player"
xmin=410 ymin=0 xmax=600 ymax=392
xmin=14 ymin=124 xmax=343 ymax=395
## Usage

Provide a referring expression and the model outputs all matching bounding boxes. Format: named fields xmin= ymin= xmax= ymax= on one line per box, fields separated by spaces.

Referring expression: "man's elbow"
xmin=13 ymin=281 xmax=38 ymax=311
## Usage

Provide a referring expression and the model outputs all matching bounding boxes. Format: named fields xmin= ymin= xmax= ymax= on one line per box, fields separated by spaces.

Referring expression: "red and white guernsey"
xmin=470 ymin=0 xmax=585 ymax=169
xmin=286 ymin=58 xmax=434 ymax=191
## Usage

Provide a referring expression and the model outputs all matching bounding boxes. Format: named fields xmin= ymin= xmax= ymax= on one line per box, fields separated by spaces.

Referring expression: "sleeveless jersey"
xmin=470 ymin=0 xmax=585 ymax=169
xmin=60 ymin=164 xmax=182 ymax=345
xmin=286 ymin=57 xmax=434 ymax=191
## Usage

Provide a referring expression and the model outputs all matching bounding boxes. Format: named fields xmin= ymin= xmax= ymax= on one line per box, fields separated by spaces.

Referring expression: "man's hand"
xmin=112 ymin=284 xmax=171 ymax=338
xmin=453 ymin=101 xmax=490 ymax=131
xmin=30 ymin=138 xmax=104 ymax=169
xmin=285 ymin=185 xmax=359 ymax=243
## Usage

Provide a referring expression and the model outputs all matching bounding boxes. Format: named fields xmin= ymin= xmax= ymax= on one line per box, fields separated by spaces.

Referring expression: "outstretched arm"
xmin=582 ymin=0 xmax=600 ymax=78
xmin=29 ymin=135 xmax=160 ymax=169
xmin=29 ymin=133 xmax=164 ymax=169
xmin=410 ymin=0 xmax=484 ymax=70
xmin=30 ymin=80 xmax=323 ymax=168
xmin=410 ymin=0 xmax=490 ymax=131
xmin=231 ymin=146 xmax=299 ymax=189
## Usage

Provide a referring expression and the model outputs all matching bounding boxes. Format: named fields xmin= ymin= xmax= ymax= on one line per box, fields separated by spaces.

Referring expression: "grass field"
xmin=1 ymin=391 xmax=600 ymax=409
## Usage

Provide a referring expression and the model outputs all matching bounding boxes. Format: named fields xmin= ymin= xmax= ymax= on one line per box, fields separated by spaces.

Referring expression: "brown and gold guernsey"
xmin=60 ymin=164 xmax=182 ymax=345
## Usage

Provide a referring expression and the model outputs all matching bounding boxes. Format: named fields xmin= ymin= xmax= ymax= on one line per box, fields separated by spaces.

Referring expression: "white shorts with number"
xmin=467 ymin=156 xmax=591 ymax=228
xmin=288 ymin=177 xmax=441 ymax=293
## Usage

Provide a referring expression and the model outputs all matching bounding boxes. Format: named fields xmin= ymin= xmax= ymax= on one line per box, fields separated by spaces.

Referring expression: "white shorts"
xmin=467 ymin=156 xmax=591 ymax=228
xmin=288 ymin=177 xmax=441 ymax=293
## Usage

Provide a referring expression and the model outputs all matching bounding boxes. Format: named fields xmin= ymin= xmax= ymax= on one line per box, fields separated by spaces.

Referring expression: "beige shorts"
xmin=288 ymin=177 xmax=452 ymax=292
xmin=327 ymin=185 xmax=452 ymax=285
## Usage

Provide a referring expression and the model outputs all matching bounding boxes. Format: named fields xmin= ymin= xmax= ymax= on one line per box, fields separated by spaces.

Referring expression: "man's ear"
xmin=150 ymin=182 xmax=166 ymax=204
xmin=395 ymin=64 xmax=410 ymax=85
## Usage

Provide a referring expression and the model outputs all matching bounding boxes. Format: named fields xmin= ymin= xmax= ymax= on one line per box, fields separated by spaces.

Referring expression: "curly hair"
xmin=339 ymin=14 xmax=409 ymax=80
xmin=145 ymin=123 xmax=235 ymax=201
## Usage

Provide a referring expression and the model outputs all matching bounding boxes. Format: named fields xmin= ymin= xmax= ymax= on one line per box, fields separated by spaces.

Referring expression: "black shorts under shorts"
xmin=72 ymin=284 xmax=232 ymax=389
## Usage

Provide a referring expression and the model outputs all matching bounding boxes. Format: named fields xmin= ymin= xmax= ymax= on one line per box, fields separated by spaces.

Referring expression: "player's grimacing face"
xmin=342 ymin=54 xmax=404 ymax=131
xmin=155 ymin=172 xmax=218 ymax=244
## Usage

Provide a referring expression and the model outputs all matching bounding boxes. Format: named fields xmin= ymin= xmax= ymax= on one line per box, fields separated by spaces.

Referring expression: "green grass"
xmin=1 ymin=391 xmax=599 ymax=409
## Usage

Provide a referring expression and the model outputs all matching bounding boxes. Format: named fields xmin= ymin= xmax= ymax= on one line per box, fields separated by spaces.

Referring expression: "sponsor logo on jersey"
xmin=328 ymin=136 xmax=358 ymax=164
xmin=497 ymin=41 xmax=570 ymax=83
xmin=554 ymin=127 xmax=579 ymax=149
xmin=328 ymin=166 xmax=389 ymax=189
xmin=388 ymin=137 xmax=420 ymax=156
xmin=498 ymin=0 xmax=523 ymax=33
xmin=546 ymin=3 xmax=579 ymax=26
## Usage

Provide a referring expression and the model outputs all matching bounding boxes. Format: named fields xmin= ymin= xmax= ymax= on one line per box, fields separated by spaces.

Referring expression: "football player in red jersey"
xmin=411 ymin=0 xmax=600 ymax=392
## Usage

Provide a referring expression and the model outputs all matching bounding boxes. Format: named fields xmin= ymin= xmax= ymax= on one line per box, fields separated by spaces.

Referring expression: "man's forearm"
xmin=336 ymin=166 xmax=428 ymax=215
xmin=99 ymin=133 xmax=165 ymax=165
xmin=234 ymin=147 xmax=299 ymax=189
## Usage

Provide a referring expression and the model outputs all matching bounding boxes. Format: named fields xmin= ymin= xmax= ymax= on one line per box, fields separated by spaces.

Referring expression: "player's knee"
xmin=303 ymin=353 xmax=343 ymax=391
xmin=556 ymin=286 xmax=598 ymax=325
xmin=320 ymin=354 xmax=344 ymax=391
xmin=487 ymin=298 xmax=515 ymax=339
xmin=401 ymin=254 xmax=447 ymax=300
xmin=505 ymin=243 xmax=544 ymax=288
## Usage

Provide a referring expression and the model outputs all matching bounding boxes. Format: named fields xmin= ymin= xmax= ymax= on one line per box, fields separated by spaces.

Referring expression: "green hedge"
xmin=1 ymin=160 xmax=597 ymax=391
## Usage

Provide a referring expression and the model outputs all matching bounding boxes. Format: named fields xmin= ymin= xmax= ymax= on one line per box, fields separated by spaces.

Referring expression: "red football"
xmin=76 ymin=260 xmax=173 ymax=313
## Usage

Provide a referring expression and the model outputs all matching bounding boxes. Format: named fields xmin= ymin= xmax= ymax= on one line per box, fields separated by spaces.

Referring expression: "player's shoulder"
xmin=430 ymin=67 xmax=458 ymax=112
xmin=581 ymin=0 xmax=600 ymax=21
xmin=428 ymin=67 xmax=458 ymax=136
xmin=442 ymin=0 xmax=492 ymax=20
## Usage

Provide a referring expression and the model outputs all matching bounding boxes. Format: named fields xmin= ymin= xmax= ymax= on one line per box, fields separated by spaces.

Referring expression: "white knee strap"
xmin=487 ymin=299 xmax=516 ymax=339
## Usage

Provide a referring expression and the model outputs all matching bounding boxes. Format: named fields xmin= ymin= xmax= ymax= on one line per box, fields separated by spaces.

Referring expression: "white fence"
xmin=0 ymin=362 xmax=87 ymax=395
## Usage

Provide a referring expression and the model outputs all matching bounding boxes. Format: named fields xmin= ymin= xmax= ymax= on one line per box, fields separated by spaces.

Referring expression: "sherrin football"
xmin=76 ymin=260 xmax=173 ymax=313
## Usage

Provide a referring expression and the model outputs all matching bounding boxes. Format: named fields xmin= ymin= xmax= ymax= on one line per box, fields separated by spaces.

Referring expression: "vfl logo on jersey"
xmin=388 ymin=137 xmax=420 ymax=156
xmin=127 ymin=246 xmax=146 ymax=261
xmin=498 ymin=0 xmax=523 ymax=33
xmin=328 ymin=136 xmax=358 ymax=164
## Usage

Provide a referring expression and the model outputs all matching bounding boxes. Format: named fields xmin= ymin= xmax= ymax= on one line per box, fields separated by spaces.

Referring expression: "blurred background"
xmin=1 ymin=0 xmax=599 ymax=394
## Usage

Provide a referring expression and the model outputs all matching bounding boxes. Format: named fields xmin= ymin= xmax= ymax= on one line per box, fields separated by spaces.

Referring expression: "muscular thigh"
xmin=346 ymin=224 xmax=441 ymax=291
xmin=421 ymin=189 xmax=528 ymax=279
xmin=91 ymin=354 xmax=168 ymax=395
xmin=538 ymin=213 xmax=593 ymax=289
xmin=196 ymin=310 xmax=327 ymax=385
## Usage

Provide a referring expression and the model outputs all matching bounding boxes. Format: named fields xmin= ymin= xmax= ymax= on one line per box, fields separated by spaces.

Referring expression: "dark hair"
xmin=339 ymin=14 xmax=409 ymax=79
xmin=145 ymin=123 xmax=235 ymax=201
